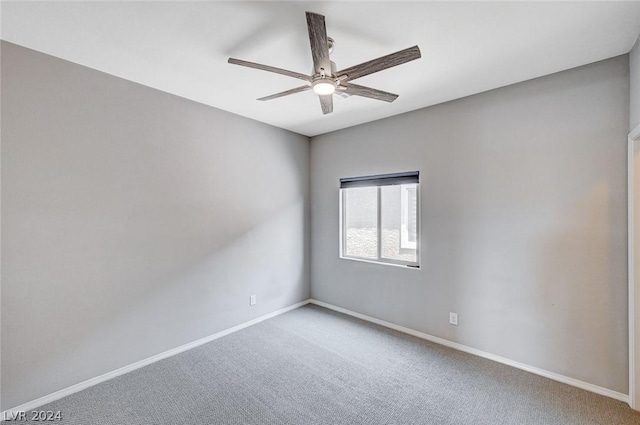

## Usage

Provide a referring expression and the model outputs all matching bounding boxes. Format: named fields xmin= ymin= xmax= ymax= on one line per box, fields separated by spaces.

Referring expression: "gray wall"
xmin=0 ymin=42 xmax=310 ymax=410
xmin=632 ymin=37 xmax=640 ymax=131
xmin=311 ymin=56 xmax=630 ymax=393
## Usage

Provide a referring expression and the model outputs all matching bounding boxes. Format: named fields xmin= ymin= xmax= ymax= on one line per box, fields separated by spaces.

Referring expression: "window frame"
xmin=339 ymin=173 xmax=420 ymax=269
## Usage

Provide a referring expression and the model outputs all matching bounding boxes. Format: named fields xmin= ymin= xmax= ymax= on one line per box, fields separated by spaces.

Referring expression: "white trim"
xmin=630 ymin=124 xmax=640 ymax=143
xmin=0 ymin=40 xmax=4 ymax=414
xmin=0 ymin=299 xmax=311 ymax=420
xmin=629 ymin=130 xmax=635 ymax=409
xmin=309 ymin=299 xmax=629 ymax=403
xmin=629 ymin=123 xmax=640 ymax=410
xmin=338 ymin=256 xmax=421 ymax=270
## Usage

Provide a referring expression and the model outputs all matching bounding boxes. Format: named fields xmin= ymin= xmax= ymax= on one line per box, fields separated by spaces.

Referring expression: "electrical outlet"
xmin=449 ymin=312 xmax=458 ymax=326
xmin=250 ymin=295 xmax=256 ymax=306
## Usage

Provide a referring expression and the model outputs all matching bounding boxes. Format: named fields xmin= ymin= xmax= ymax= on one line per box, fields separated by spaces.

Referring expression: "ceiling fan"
xmin=228 ymin=12 xmax=421 ymax=115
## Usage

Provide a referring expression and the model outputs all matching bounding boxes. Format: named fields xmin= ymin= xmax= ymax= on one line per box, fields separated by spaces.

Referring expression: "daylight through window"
xmin=340 ymin=172 xmax=419 ymax=268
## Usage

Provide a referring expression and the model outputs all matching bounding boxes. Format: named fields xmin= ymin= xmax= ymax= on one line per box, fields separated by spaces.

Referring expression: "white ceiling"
xmin=2 ymin=1 xmax=640 ymax=137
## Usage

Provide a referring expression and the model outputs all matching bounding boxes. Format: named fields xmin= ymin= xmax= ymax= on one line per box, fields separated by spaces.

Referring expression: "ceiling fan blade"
xmin=336 ymin=46 xmax=421 ymax=82
xmin=306 ymin=12 xmax=332 ymax=76
xmin=341 ymin=83 xmax=398 ymax=102
xmin=257 ymin=85 xmax=311 ymax=101
xmin=228 ymin=58 xmax=312 ymax=82
xmin=319 ymin=94 xmax=333 ymax=115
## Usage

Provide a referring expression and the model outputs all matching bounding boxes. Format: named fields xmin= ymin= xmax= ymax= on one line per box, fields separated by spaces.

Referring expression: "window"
xmin=340 ymin=172 xmax=420 ymax=268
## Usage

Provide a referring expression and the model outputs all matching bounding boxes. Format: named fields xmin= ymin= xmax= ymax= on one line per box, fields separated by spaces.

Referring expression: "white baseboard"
xmin=3 ymin=296 xmax=628 ymax=420
xmin=1 ymin=299 xmax=311 ymax=420
xmin=309 ymin=299 xmax=630 ymax=404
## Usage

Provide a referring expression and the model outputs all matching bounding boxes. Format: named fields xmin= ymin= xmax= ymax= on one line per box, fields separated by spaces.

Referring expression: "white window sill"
xmin=339 ymin=256 xmax=420 ymax=270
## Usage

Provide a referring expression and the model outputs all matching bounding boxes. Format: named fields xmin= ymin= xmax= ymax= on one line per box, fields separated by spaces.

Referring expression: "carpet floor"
xmin=14 ymin=304 xmax=640 ymax=424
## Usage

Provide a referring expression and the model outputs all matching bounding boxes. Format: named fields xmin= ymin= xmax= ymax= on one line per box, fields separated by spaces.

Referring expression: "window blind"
xmin=340 ymin=171 xmax=419 ymax=189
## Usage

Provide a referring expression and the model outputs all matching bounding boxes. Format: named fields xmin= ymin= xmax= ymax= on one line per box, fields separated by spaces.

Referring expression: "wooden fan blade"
xmin=228 ymin=58 xmax=312 ymax=82
xmin=258 ymin=85 xmax=311 ymax=101
xmin=341 ymin=83 xmax=398 ymax=102
xmin=306 ymin=12 xmax=331 ymax=76
xmin=319 ymin=94 xmax=333 ymax=115
xmin=336 ymin=46 xmax=421 ymax=82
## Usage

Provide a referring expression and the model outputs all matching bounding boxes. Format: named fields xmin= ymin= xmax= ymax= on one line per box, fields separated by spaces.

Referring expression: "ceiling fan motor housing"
xmin=312 ymin=60 xmax=337 ymax=78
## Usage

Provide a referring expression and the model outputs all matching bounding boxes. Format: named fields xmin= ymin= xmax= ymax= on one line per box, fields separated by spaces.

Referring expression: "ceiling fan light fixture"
xmin=312 ymin=80 xmax=336 ymax=95
xmin=228 ymin=12 xmax=421 ymax=114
